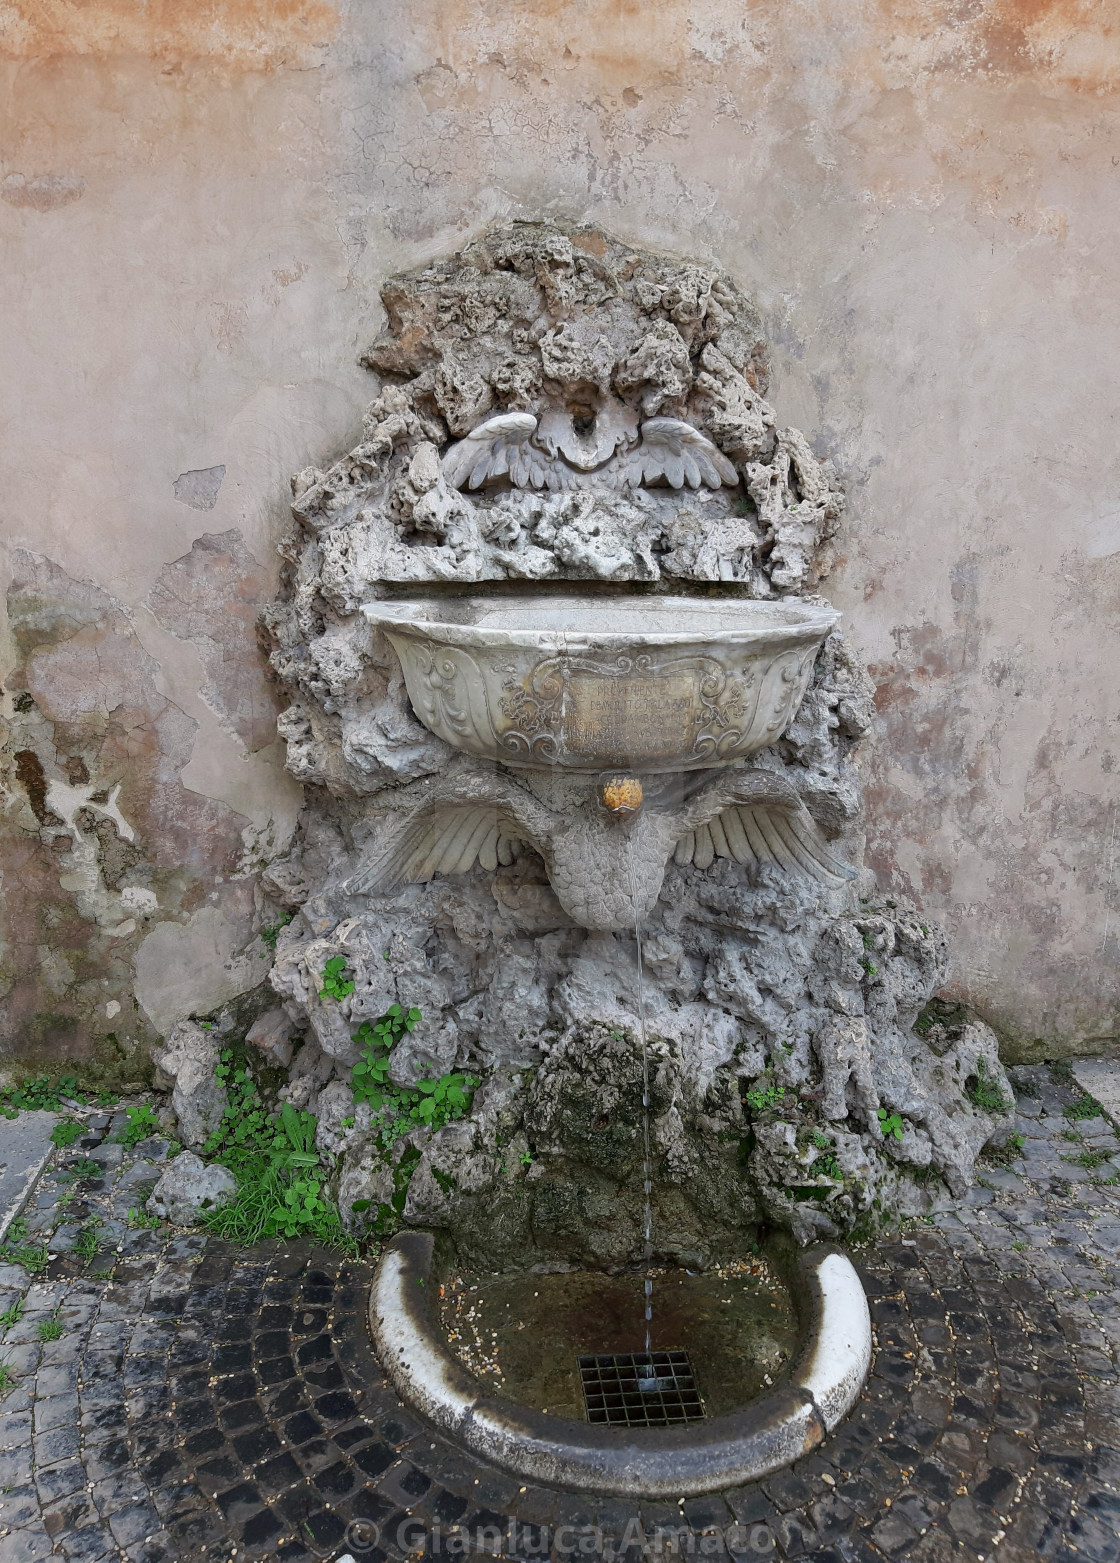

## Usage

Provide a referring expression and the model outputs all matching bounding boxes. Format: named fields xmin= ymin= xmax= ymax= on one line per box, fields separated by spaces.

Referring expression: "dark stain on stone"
xmin=65 ymin=755 xmax=91 ymax=785
xmin=14 ymin=749 xmax=63 ymax=827
xmin=1 ymin=173 xmax=85 ymax=211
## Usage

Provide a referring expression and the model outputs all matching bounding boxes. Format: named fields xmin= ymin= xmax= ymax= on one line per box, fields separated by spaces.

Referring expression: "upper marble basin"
xmin=363 ymin=594 xmax=840 ymax=773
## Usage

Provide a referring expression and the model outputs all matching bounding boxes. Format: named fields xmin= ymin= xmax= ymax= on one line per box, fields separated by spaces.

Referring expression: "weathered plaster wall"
xmin=2 ymin=0 xmax=1118 ymax=1067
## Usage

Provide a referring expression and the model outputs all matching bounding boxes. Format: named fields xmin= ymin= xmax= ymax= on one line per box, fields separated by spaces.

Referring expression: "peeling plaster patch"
xmin=120 ymin=886 xmax=158 ymax=917
xmin=1 ymin=551 xmax=257 ymax=1063
xmin=1084 ymin=508 xmax=1120 ymax=560
xmin=0 ymin=0 xmax=340 ymax=71
xmin=130 ymin=607 xmax=301 ymax=857
xmin=44 ymin=778 xmax=134 ymax=845
xmin=134 ymin=894 xmax=262 ymax=1035
xmin=1 ymin=173 xmax=85 ymax=210
xmin=869 ymin=0 xmax=1120 ymax=94
xmin=173 ymin=466 xmax=226 ymax=511
xmin=146 ymin=530 xmax=280 ymax=752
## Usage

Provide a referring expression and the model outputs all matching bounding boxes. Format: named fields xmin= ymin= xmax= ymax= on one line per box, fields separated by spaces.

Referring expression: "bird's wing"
xmin=671 ymin=770 xmax=854 ymax=886
xmin=607 ymin=417 xmax=739 ymax=491
xmin=344 ymin=804 xmax=530 ymax=895
xmin=343 ymin=773 xmax=555 ymax=896
xmin=441 ymin=412 xmax=566 ymax=491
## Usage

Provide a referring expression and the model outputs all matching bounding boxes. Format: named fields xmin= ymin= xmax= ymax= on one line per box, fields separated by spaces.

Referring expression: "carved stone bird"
xmin=345 ymin=767 xmax=853 ymax=932
xmin=440 ymin=410 xmax=739 ymax=494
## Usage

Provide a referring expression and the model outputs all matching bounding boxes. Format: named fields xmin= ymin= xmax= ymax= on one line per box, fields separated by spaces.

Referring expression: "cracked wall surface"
xmin=1 ymin=0 xmax=1118 ymax=1066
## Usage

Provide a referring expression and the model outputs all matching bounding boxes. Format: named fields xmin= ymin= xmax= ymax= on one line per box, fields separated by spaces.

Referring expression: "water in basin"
xmin=437 ymin=1258 xmax=797 ymax=1421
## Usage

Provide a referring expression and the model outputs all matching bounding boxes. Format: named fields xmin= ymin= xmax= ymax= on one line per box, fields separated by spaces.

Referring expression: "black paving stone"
xmin=232 ymin=1425 xmax=283 ymax=1466
xmin=255 ymin=1450 xmax=303 ymax=1494
xmin=12 ymin=1088 xmax=1120 ymax=1563
xmin=220 ymin=1397 xmax=267 ymax=1431
xmin=284 ymin=1409 xmax=324 ymax=1445
xmin=183 ymin=1427 xmax=226 ymax=1457
xmin=315 ymin=1389 xmax=359 ymax=1421
xmin=215 ymin=1480 xmax=265 ymax=1521
xmin=258 ymin=1354 xmax=297 ymax=1385
xmin=242 ymin=1505 xmax=284 ymax=1547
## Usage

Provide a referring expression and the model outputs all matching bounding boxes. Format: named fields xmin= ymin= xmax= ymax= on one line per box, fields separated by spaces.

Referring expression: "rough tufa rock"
xmin=151 ymin=1020 xmax=227 ymax=1148
xmin=245 ymin=1006 xmax=296 ymax=1069
xmin=146 ymin=1151 xmax=236 ymax=1226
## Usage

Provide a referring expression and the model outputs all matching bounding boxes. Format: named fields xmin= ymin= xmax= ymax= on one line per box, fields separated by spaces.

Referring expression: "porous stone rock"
xmin=274 ymin=861 xmax=1010 ymax=1261
xmin=245 ymin=1006 xmax=295 ymax=1068
xmin=151 ymin=1019 xmax=227 ymax=1147
xmin=146 ymin=1151 xmax=236 ymax=1226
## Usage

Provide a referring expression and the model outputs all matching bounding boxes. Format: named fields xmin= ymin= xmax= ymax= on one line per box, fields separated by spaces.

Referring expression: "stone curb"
xmin=0 ymin=1110 xmax=59 ymax=1244
xmin=368 ymin=1231 xmax=871 ymax=1498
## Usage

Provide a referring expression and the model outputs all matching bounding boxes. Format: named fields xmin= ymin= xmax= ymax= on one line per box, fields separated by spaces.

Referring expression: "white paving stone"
xmin=0 ymin=1113 xmax=57 ymax=1242
xmin=1071 ymin=1057 xmax=1120 ymax=1124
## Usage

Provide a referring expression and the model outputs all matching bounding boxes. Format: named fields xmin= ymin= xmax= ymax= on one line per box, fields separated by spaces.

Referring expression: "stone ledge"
xmin=367 ymin=1231 xmax=871 ymax=1498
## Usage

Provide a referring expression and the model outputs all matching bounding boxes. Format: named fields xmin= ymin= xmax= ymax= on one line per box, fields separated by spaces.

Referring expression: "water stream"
xmin=625 ymin=835 xmax=655 ymax=1356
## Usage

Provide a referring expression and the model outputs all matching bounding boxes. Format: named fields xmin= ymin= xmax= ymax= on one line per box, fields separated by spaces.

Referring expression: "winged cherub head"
xmin=440 ymin=401 xmax=739 ymax=496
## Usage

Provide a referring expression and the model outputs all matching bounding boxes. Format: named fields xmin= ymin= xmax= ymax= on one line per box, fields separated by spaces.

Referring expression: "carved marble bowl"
xmin=363 ymin=594 xmax=840 ymax=773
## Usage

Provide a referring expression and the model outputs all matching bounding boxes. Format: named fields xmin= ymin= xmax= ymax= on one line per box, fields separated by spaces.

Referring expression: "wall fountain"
xmin=257 ymin=221 xmax=1013 ymax=1493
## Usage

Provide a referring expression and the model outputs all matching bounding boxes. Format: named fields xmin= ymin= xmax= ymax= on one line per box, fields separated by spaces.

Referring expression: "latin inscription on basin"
xmin=564 ymin=666 xmax=721 ymax=765
xmin=499 ymin=654 xmax=749 ymax=769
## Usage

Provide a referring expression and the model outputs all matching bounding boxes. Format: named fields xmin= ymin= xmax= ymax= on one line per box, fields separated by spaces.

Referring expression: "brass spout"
xmin=600 ymin=775 xmax=643 ymax=817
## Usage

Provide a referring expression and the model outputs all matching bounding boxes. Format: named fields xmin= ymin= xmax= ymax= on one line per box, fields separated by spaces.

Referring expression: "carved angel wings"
xmin=345 ymin=769 xmax=853 ymax=932
xmin=440 ymin=413 xmax=739 ymax=494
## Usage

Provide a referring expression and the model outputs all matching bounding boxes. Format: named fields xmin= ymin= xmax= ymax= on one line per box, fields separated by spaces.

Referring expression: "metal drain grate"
xmin=577 ymin=1351 xmax=704 ymax=1428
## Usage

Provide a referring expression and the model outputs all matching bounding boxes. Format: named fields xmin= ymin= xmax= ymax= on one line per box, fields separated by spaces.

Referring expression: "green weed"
xmin=877 ymin=1108 xmax=904 ymax=1141
xmin=49 ymin=1120 xmax=83 ymax=1149
xmin=1064 ymin=1095 xmax=1103 ymax=1122
xmin=743 ymin=1083 xmax=786 ymax=1115
xmin=116 ymin=1103 xmax=160 ymax=1148
xmin=126 ymin=1207 xmax=162 ymax=1231
xmin=0 ymin=1220 xmax=48 ymax=1275
xmin=319 ymin=956 xmax=354 ymax=1001
xmin=0 ymin=1365 xmax=15 ymax=1394
xmin=351 ymin=1006 xmax=477 ymax=1151
xmin=260 ymin=913 xmax=293 ymax=954
xmin=75 ymin=1220 xmax=102 ymax=1262
xmin=0 ymin=1076 xmax=120 ymax=1119
xmin=1064 ymin=1146 xmax=1114 ymax=1172
xmin=0 ymin=1074 xmax=117 ymax=1119
xmin=36 ymin=1313 xmax=63 ymax=1343
xmin=200 ymin=1050 xmax=356 ymax=1252
xmin=966 ymin=1059 xmax=1011 ymax=1115
xmin=0 ymin=1300 xmax=24 ymax=1331
xmin=57 ymin=1158 xmax=103 ymax=1182
xmin=805 ymin=1129 xmax=842 ymax=1181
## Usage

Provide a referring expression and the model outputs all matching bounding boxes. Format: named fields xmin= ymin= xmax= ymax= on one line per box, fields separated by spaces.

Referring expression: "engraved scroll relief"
xmin=751 ymin=647 xmax=820 ymax=750
xmin=498 ymin=653 xmax=752 ymax=769
xmin=385 ymin=635 xmax=496 ymax=757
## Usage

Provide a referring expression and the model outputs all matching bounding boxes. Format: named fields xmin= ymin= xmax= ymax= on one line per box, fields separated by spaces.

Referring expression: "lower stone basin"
xmin=363 ymin=594 xmax=840 ymax=773
xmin=369 ymin=1231 xmax=871 ymax=1498
xmin=438 ymin=1257 xmax=799 ymax=1421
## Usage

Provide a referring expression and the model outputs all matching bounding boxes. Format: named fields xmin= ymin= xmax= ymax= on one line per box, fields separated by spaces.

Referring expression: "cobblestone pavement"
xmin=1 ymin=1065 xmax=1119 ymax=1563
